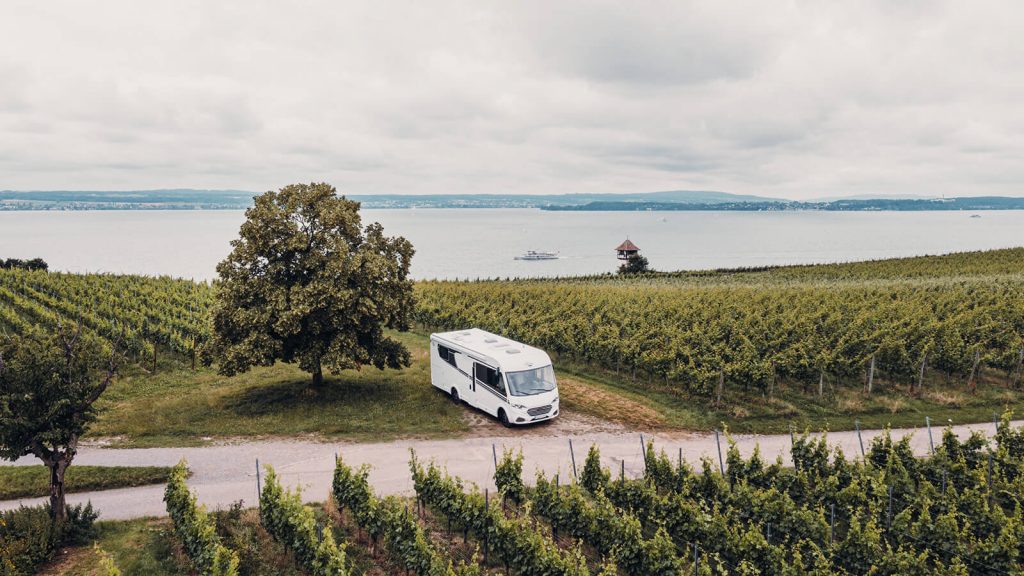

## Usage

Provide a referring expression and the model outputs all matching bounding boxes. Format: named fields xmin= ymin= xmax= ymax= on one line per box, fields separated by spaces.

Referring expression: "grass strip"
xmin=0 ymin=465 xmax=175 ymax=500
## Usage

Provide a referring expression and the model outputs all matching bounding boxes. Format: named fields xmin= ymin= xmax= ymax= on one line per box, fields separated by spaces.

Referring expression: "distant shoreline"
xmin=2 ymin=190 xmax=1024 ymax=211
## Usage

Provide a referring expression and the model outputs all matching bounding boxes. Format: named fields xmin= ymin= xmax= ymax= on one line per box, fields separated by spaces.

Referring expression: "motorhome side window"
xmin=437 ymin=345 xmax=457 ymax=367
xmin=474 ymin=363 xmax=502 ymax=390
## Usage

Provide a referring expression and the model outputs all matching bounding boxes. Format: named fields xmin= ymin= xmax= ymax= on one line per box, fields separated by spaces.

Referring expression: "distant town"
xmin=3 ymin=189 xmax=1024 ymax=211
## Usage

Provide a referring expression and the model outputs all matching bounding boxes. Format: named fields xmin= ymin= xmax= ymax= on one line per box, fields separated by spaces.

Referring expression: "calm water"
xmin=1 ymin=209 xmax=1022 ymax=281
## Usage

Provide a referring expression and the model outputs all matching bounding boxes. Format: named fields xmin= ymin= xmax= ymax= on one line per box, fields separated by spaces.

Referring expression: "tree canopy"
xmin=208 ymin=182 xmax=415 ymax=385
xmin=618 ymin=253 xmax=650 ymax=275
xmin=0 ymin=325 xmax=119 ymax=521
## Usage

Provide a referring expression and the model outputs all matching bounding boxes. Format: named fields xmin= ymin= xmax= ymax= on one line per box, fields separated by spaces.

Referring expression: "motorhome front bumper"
xmin=515 ymin=407 xmax=559 ymax=424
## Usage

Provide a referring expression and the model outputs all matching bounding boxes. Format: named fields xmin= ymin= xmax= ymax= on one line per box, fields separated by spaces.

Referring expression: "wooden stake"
xmin=716 ymin=369 xmax=724 ymax=407
xmin=968 ymin=350 xmax=981 ymax=394
xmin=867 ymin=355 xmax=875 ymax=394
xmin=916 ymin=353 xmax=927 ymax=393
xmin=1011 ymin=348 xmax=1023 ymax=389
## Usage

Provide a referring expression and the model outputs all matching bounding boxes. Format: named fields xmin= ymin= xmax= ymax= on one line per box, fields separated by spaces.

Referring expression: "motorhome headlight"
xmin=513 ymin=403 xmax=527 ymax=409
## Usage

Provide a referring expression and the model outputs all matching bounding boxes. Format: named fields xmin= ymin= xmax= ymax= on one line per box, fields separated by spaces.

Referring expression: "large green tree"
xmin=208 ymin=182 xmax=415 ymax=386
xmin=0 ymin=325 xmax=119 ymax=522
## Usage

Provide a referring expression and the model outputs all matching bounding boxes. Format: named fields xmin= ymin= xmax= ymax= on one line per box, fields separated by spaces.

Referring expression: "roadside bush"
xmin=164 ymin=460 xmax=239 ymax=576
xmin=0 ymin=502 xmax=95 ymax=575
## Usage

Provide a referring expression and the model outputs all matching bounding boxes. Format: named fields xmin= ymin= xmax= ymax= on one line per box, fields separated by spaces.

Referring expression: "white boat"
xmin=514 ymin=250 xmax=560 ymax=261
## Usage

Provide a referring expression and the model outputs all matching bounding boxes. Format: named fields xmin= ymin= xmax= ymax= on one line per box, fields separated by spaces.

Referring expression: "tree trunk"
xmin=768 ymin=362 xmax=776 ymax=400
xmin=312 ymin=362 xmax=324 ymax=387
xmin=48 ymin=458 xmax=69 ymax=523
xmin=818 ymin=370 xmax=824 ymax=397
xmin=151 ymin=341 xmax=157 ymax=373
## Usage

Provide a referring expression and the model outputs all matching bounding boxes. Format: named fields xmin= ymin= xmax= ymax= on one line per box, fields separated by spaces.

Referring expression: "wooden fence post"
xmin=866 ymin=354 xmax=875 ymax=394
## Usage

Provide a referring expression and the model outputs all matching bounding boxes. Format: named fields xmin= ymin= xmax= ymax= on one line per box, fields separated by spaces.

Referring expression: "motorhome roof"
xmin=431 ymin=328 xmax=552 ymax=372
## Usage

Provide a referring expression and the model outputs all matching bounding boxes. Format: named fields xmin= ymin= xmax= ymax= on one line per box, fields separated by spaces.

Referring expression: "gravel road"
xmin=0 ymin=418 xmax=1012 ymax=521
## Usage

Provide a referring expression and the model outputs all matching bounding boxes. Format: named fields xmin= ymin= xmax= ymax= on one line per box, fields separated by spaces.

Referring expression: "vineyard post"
xmin=829 ymin=503 xmax=835 ymax=545
xmin=768 ymin=361 xmax=775 ymax=400
xmin=856 ymin=420 xmax=865 ymax=459
xmin=640 ymin=434 xmax=647 ymax=469
xmin=926 ymin=417 xmax=934 ymax=454
xmin=484 ymin=488 xmax=489 ymax=564
xmin=678 ymin=447 xmax=682 ymax=470
xmin=569 ymin=439 xmax=578 ymax=481
xmin=987 ymin=451 xmax=994 ymax=504
xmin=714 ymin=429 xmax=724 ymax=475
xmin=917 ymin=353 xmax=927 ymax=392
xmin=818 ymin=369 xmax=824 ymax=397
xmin=887 ymin=485 xmax=893 ymax=528
xmin=715 ymin=369 xmax=724 ymax=407
xmin=620 ymin=460 xmax=625 ymax=484
xmin=492 ymin=444 xmax=497 ymax=473
xmin=256 ymin=458 xmax=261 ymax=510
xmin=942 ymin=470 xmax=947 ymax=495
xmin=967 ymin=349 xmax=981 ymax=393
xmin=766 ymin=523 xmax=771 ymax=544
xmin=1013 ymin=348 xmax=1024 ymax=389
xmin=867 ymin=354 xmax=875 ymax=394
xmin=993 ymin=412 xmax=999 ymax=434
xmin=693 ymin=543 xmax=698 ymax=576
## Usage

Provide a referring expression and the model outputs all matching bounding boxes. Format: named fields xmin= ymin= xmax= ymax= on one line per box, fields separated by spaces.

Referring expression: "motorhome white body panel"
xmin=429 ymin=328 xmax=560 ymax=426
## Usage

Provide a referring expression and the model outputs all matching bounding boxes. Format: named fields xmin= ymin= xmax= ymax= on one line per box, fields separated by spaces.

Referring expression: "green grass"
xmin=559 ymin=359 xmax=1024 ymax=434
xmin=91 ymin=331 xmax=468 ymax=447
xmin=0 ymin=465 xmax=174 ymax=499
xmin=39 ymin=518 xmax=192 ymax=576
xmin=82 ymin=328 xmax=1024 ymax=447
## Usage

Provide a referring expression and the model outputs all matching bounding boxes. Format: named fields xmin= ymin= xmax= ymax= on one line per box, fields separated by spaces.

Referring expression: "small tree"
xmin=0 ymin=325 xmax=119 ymax=522
xmin=208 ymin=182 xmax=416 ymax=386
xmin=618 ymin=253 xmax=649 ymax=275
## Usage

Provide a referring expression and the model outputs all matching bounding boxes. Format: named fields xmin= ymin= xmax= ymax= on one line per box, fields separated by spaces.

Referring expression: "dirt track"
xmin=0 ymin=416 xmax=1014 ymax=521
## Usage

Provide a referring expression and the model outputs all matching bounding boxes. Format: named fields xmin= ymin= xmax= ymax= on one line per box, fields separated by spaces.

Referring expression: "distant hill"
xmin=2 ymin=189 xmax=1024 ymax=211
xmin=0 ymin=189 xmax=253 ymax=210
xmin=544 ymin=196 xmax=1024 ymax=212
xmin=0 ymin=189 xmax=779 ymax=210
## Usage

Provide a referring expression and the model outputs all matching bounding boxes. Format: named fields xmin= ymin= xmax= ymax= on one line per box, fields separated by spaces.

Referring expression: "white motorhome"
xmin=430 ymin=328 xmax=559 ymax=426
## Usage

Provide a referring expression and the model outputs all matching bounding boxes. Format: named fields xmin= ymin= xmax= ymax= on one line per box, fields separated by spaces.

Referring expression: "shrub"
xmin=0 ymin=502 xmax=95 ymax=575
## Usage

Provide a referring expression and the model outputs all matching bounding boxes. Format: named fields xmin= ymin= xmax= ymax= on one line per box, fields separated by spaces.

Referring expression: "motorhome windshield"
xmin=505 ymin=365 xmax=557 ymax=397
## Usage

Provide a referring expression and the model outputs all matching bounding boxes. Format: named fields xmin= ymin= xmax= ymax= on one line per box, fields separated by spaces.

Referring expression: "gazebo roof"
xmin=615 ymin=239 xmax=640 ymax=251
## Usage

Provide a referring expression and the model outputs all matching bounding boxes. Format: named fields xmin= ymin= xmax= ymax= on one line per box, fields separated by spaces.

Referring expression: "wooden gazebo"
xmin=615 ymin=238 xmax=640 ymax=260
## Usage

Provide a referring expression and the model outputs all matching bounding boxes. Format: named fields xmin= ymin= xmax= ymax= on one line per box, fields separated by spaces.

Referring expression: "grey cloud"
xmin=0 ymin=0 xmax=1022 ymax=198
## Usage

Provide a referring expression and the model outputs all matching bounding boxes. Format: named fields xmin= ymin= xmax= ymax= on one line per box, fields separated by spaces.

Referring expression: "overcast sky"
xmin=1 ymin=1 xmax=1021 ymax=199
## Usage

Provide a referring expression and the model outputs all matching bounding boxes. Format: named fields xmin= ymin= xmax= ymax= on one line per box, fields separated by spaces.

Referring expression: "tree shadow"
xmin=224 ymin=377 xmax=395 ymax=416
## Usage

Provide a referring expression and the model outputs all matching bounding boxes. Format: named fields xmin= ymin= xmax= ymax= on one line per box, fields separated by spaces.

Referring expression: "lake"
xmin=1 ymin=209 xmax=1022 ymax=281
